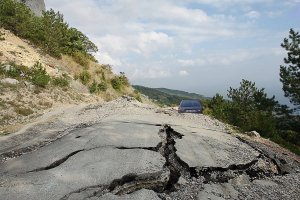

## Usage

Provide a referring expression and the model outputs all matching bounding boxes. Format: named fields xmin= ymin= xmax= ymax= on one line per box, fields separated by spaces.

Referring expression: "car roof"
xmin=180 ymin=100 xmax=202 ymax=106
xmin=180 ymin=99 xmax=200 ymax=103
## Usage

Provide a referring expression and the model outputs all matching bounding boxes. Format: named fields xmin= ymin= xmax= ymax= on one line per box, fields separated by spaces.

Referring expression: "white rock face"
xmin=16 ymin=0 xmax=46 ymax=16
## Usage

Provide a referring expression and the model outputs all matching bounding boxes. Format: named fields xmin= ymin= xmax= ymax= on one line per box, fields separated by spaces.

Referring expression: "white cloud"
xmin=137 ymin=32 xmax=173 ymax=56
xmin=179 ymin=70 xmax=189 ymax=76
xmin=95 ymin=52 xmax=121 ymax=67
xmin=44 ymin=0 xmax=297 ymax=103
xmin=245 ymin=10 xmax=261 ymax=19
xmin=177 ymin=48 xmax=283 ymax=67
xmin=131 ymin=67 xmax=171 ymax=80
xmin=266 ymin=11 xmax=283 ymax=18
xmin=178 ymin=59 xmax=195 ymax=66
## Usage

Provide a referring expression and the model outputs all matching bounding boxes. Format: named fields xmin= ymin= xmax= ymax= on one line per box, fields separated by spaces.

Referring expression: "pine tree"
xmin=280 ymin=29 xmax=300 ymax=109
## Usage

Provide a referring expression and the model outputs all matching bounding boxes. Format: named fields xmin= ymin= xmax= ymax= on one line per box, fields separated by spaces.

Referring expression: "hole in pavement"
xmin=75 ymin=136 xmax=82 ymax=139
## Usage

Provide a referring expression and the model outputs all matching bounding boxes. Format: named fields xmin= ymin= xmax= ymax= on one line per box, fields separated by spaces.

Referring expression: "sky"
xmin=45 ymin=0 xmax=300 ymax=104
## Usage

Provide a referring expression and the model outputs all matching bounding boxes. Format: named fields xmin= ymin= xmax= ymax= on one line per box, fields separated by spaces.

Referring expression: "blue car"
xmin=178 ymin=100 xmax=203 ymax=113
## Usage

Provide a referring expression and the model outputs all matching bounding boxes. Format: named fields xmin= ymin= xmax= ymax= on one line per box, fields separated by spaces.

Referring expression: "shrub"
xmin=0 ymin=31 xmax=4 ymax=41
xmin=15 ymin=106 xmax=34 ymax=116
xmin=74 ymin=74 xmax=79 ymax=80
xmin=119 ymin=72 xmax=130 ymax=86
xmin=111 ymin=77 xmax=122 ymax=91
xmin=79 ymin=70 xmax=91 ymax=85
xmin=30 ymin=62 xmax=50 ymax=87
xmin=133 ymin=90 xmax=142 ymax=102
xmin=98 ymin=82 xmax=108 ymax=92
xmin=111 ymin=72 xmax=130 ymax=91
xmin=0 ymin=63 xmax=30 ymax=79
xmin=89 ymin=81 xmax=97 ymax=93
xmin=0 ymin=64 xmax=6 ymax=75
xmin=101 ymin=71 xmax=106 ymax=81
xmin=72 ymin=51 xmax=89 ymax=67
xmin=8 ymin=64 xmax=29 ymax=79
xmin=0 ymin=0 xmax=98 ymax=60
xmin=52 ymin=75 xmax=69 ymax=87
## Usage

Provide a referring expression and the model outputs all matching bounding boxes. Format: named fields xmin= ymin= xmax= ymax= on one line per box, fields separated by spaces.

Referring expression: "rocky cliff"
xmin=17 ymin=0 xmax=46 ymax=16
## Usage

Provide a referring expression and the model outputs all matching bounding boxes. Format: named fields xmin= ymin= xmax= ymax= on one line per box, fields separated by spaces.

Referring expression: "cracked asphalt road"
xmin=0 ymin=97 xmax=299 ymax=200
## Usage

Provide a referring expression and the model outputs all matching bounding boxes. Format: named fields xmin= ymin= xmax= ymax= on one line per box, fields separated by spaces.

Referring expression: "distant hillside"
xmin=156 ymin=88 xmax=209 ymax=100
xmin=133 ymin=85 xmax=208 ymax=106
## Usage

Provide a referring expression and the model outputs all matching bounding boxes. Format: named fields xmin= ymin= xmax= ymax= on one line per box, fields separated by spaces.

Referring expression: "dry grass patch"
xmin=14 ymin=106 xmax=34 ymax=116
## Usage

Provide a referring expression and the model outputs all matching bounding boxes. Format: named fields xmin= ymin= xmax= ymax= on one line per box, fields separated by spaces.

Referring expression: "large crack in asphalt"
xmin=27 ymin=145 xmax=117 ymax=173
xmin=56 ymin=124 xmax=288 ymax=199
xmin=59 ymin=125 xmax=187 ymax=200
xmin=0 ymin=123 xmax=93 ymax=163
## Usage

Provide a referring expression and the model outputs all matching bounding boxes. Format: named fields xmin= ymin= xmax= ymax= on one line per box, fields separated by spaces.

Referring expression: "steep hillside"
xmin=0 ymin=28 xmax=135 ymax=134
xmin=0 ymin=0 xmax=139 ymax=135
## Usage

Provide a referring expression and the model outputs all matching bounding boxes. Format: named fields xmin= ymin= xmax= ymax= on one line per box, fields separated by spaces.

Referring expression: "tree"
xmin=0 ymin=0 xmax=33 ymax=34
xmin=209 ymin=93 xmax=228 ymax=121
xmin=0 ymin=1 xmax=98 ymax=62
xmin=280 ymin=29 xmax=300 ymax=109
xmin=227 ymin=79 xmax=277 ymax=136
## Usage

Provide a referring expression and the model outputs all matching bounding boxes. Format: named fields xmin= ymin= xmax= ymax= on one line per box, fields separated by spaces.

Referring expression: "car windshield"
xmin=181 ymin=100 xmax=200 ymax=107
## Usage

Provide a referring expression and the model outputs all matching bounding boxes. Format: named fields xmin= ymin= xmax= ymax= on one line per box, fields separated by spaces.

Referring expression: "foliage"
xmin=0 ymin=0 xmax=98 ymax=63
xmin=79 ymin=70 xmax=91 ymax=85
xmin=0 ymin=0 xmax=33 ymax=34
xmin=6 ymin=65 xmax=25 ymax=78
xmin=133 ymin=90 xmax=142 ymax=102
xmin=15 ymin=106 xmax=34 ymax=116
xmin=280 ymin=29 xmax=300 ymax=110
xmin=101 ymin=71 xmax=106 ymax=81
xmin=0 ymin=62 xmax=30 ymax=79
xmin=72 ymin=51 xmax=90 ymax=68
xmin=0 ymin=31 xmax=4 ymax=40
xmin=0 ymin=65 xmax=4 ymax=75
xmin=89 ymin=80 xmax=108 ymax=93
xmin=207 ymin=79 xmax=300 ymax=155
xmin=208 ymin=93 xmax=229 ymax=121
xmin=119 ymin=72 xmax=130 ymax=86
xmin=111 ymin=77 xmax=121 ymax=91
xmin=52 ymin=74 xmax=69 ymax=87
xmin=89 ymin=81 xmax=98 ymax=93
xmin=98 ymin=82 xmax=108 ymax=92
xmin=225 ymin=79 xmax=277 ymax=136
xmin=111 ymin=72 xmax=130 ymax=91
xmin=30 ymin=62 xmax=50 ymax=88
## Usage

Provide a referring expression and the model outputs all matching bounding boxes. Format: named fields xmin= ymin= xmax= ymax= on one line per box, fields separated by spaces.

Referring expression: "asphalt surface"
xmin=0 ymin=99 xmax=299 ymax=200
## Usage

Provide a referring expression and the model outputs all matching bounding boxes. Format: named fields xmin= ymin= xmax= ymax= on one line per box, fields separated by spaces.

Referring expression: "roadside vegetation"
xmin=0 ymin=0 xmax=133 ymax=97
xmin=0 ymin=0 xmax=97 ymax=64
xmin=0 ymin=62 xmax=68 ymax=88
xmin=205 ymin=29 xmax=300 ymax=155
xmin=0 ymin=1 xmax=137 ymax=134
